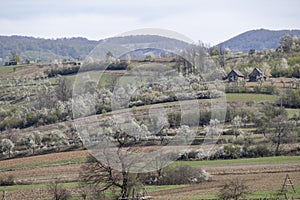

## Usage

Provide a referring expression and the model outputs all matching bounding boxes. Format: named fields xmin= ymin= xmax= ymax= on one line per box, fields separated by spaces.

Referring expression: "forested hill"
xmin=0 ymin=36 xmax=98 ymax=63
xmin=2 ymin=29 xmax=300 ymax=63
xmin=0 ymin=35 xmax=189 ymax=64
xmin=219 ymin=29 xmax=300 ymax=52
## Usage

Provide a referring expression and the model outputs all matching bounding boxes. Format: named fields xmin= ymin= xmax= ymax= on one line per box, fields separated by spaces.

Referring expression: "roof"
xmin=230 ymin=69 xmax=245 ymax=77
xmin=252 ymin=68 xmax=263 ymax=74
xmin=250 ymin=68 xmax=267 ymax=78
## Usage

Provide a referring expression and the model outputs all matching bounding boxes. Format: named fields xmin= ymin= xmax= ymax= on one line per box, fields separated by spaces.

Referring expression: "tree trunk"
xmin=275 ymin=133 xmax=281 ymax=156
xmin=121 ymin=170 xmax=128 ymax=198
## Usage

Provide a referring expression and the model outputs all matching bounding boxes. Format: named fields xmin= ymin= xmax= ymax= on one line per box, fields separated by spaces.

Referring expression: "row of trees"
xmin=1 ymin=68 xmax=219 ymax=131
xmin=0 ymin=129 xmax=82 ymax=158
xmin=77 ymin=108 xmax=297 ymax=199
xmin=277 ymin=35 xmax=300 ymax=53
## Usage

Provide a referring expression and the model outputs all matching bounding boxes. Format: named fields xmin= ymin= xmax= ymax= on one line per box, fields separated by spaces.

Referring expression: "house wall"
xmin=249 ymin=69 xmax=265 ymax=82
xmin=228 ymin=71 xmax=244 ymax=82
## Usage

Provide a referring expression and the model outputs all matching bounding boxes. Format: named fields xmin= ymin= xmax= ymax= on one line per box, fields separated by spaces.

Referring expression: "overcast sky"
xmin=0 ymin=0 xmax=299 ymax=45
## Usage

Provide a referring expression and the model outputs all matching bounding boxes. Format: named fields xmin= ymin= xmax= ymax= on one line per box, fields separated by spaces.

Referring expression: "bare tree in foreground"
xmin=79 ymin=120 xmax=144 ymax=199
xmin=219 ymin=178 xmax=249 ymax=200
xmin=270 ymin=115 xmax=295 ymax=156
xmin=48 ymin=179 xmax=71 ymax=200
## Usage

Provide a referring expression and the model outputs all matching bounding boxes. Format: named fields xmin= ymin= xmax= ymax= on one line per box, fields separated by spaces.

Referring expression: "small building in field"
xmin=249 ymin=68 xmax=267 ymax=82
xmin=227 ymin=69 xmax=245 ymax=82
xmin=5 ymin=61 xmax=17 ymax=66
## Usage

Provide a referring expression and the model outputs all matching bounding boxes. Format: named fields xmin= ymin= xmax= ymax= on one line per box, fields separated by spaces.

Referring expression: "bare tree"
xmin=219 ymin=178 xmax=249 ymax=200
xmin=217 ymin=45 xmax=226 ymax=68
xmin=205 ymin=119 xmax=222 ymax=143
xmin=22 ymin=131 xmax=43 ymax=154
xmin=48 ymin=179 xmax=71 ymax=200
xmin=79 ymin=120 xmax=144 ymax=199
xmin=49 ymin=130 xmax=69 ymax=151
xmin=178 ymin=43 xmax=207 ymax=76
xmin=80 ymin=154 xmax=125 ymax=197
xmin=0 ymin=139 xmax=14 ymax=158
xmin=279 ymin=35 xmax=294 ymax=52
xmin=9 ymin=51 xmax=21 ymax=64
xmin=270 ymin=115 xmax=295 ymax=156
xmin=56 ymin=76 xmax=72 ymax=102
xmin=232 ymin=116 xmax=242 ymax=139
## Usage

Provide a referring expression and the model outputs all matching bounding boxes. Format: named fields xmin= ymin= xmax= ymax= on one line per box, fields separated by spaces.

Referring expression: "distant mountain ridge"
xmin=1 ymin=29 xmax=300 ymax=64
xmin=219 ymin=29 xmax=300 ymax=52
xmin=0 ymin=35 xmax=189 ymax=64
xmin=0 ymin=36 xmax=98 ymax=63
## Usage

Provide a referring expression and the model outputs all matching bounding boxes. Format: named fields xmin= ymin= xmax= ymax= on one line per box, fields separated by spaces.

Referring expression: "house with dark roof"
xmin=227 ymin=69 xmax=245 ymax=82
xmin=249 ymin=68 xmax=267 ymax=82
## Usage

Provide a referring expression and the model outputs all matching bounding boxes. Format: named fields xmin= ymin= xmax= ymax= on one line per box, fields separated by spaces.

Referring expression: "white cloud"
xmin=0 ymin=14 xmax=140 ymax=40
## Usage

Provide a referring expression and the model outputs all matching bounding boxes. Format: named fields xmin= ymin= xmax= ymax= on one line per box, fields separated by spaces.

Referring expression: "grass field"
xmin=0 ymin=151 xmax=87 ymax=171
xmin=0 ymin=64 xmax=47 ymax=78
xmin=286 ymin=108 xmax=300 ymax=118
xmin=226 ymin=93 xmax=279 ymax=103
xmin=0 ymin=65 xmax=14 ymax=75
xmin=189 ymin=185 xmax=300 ymax=199
xmin=7 ymin=182 xmax=299 ymax=200
xmin=0 ymin=157 xmax=85 ymax=171
xmin=248 ymin=184 xmax=300 ymax=199
xmin=0 ymin=182 xmax=79 ymax=192
xmin=0 ymin=181 xmax=184 ymax=198
xmin=172 ymin=156 xmax=300 ymax=167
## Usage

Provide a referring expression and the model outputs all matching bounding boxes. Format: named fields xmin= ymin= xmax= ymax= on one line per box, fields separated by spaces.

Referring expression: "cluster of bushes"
xmin=253 ymin=85 xmax=278 ymax=94
xmin=277 ymin=89 xmax=300 ymax=108
xmin=168 ymin=105 xmax=253 ymax=135
xmin=45 ymin=61 xmax=129 ymax=77
xmin=0 ymin=175 xmax=15 ymax=186
xmin=0 ymin=104 xmax=72 ymax=131
xmin=166 ymin=102 xmax=261 ymax=130
xmin=226 ymin=85 xmax=278 ymax=95
xmin=130 ymin=90 xmax=217 ymax=108
xmin=79 ymin=61 xmax=128 ymax=71
xmin=142 ymin=165 xmax=211 ymax=185
xmin=167 ymin=110 xmax=212 ymax=128
xmin=271 ymin=64 xmax=300 ymax=78
xmin=213 ymin=144 xmax=274 ymax=159
xmin=177 ymin=144 xmax=274 ymax=161
xmin=45 ymin=64 xmax=80 ymax=77
xmin=0 ymin=127 xmax=84 ymax=159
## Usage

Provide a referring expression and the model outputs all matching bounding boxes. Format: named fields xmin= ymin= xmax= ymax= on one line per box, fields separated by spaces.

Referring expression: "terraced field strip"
xmin=226 ymin=93 xmax=279 ymax=103
xmin=189 ymin=185 xmax=300 ymax=200
xmin=0 ymin=150 xmax=88 ymax=171
xmin=286 ymin=108 xmax=300 ymax=118
xmin=0 ymin=182 xmax=184 ymax=194
xmin=0 ymin=182 xmax=79 ymax=191
xmin=0 ymin=157 xmax=85 ymax=171
xmin=172 ymin=156 xmax=300 ymax=167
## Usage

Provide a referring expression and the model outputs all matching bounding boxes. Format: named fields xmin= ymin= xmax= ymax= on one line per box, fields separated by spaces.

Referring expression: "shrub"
xmin=212 ymin=144 xmax=243 ymax=159
xmin=167 ymin=112 xmax=181 ymax=128
xmin=223 ymin=144 xmax=242 ymax=159
xmin=177 ymin=149 xmax=200 ymax=160
xmin=199 ymin=109 xmax=211 ymax=126
xmin=48 ymin=179 xmax=71 ymax=200
xmin=277 ymin=89 xmax=300 ymax=108
xmin=219 ymin=178 xmax=249 ymax=200
xmin=246 ymin=145 xmax=272 ymax=158
xmin=159 ymin=165 xmax=212 ymax=185
xmin=0 ymin=175 xmax=15 ymax=186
